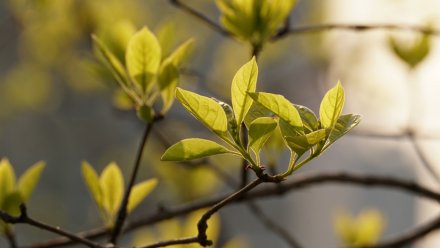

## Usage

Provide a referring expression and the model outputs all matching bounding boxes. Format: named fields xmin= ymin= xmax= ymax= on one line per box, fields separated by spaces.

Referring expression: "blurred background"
xmin=1 ymin=0 xmax=440 ymax=247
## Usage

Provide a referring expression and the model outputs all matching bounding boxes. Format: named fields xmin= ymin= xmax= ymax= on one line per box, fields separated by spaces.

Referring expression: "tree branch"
xmin=136 ymin=237 xmax=199 ymax=248
xmin=1 ymin=205 xmax=103 ymax=248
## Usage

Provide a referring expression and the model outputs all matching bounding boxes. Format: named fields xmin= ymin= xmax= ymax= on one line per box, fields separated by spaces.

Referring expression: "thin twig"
xmin=168 ymin=0 xmax=232 ymax=37
xmin=1 ymin=205 xmax=103 ymax=248
xmin=197 ymin=178 xmax=263 ymax=246
xmin=110 ymin=120 xmax=157 ymax=244
xmin=4 ymin=227 xmax=18 ymax=248
xmin=22 ymin=172 xmax=440 ymax=248
xmin=136 ymin=236 xmax=199 ymax=248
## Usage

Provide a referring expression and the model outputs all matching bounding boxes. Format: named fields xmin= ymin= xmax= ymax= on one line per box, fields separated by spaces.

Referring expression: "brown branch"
xmin=136 ymin=237 xmax=199 ymax=248
xmin=273 ymin=23 xmax=440 ymax=40
xmin=1 ymin=205 xmax=103 ymax=248
xmin=168 ymin=0 xmax=232 ymax=37
xmin=22 ymin=172 xmax=440 ymax=248
xmin=4 ymin=227 xmax=18 ymax=248
xmin=110 ymin=117 xmax=160 ymax=244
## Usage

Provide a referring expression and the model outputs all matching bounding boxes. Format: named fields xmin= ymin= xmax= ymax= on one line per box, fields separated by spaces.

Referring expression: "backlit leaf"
xmin=176 ymin=88 xmax=228 ymax=135
xmin=320 ymin=81 xmax=345 ymax=129
xmin=244 ymin=102 xmax=273 ymax=128
xmin=99 ymin=162 xmax=124 ymax=215
xmin=325 ymin=114 xmax=361 ymax=149
xmin=231 ymin=57 xmax=258 ymax=124
xmin=17 ymin=161 xmax=45 ymax=202
xmin=285 ymin=129 xmax=327 ymax=155
xmin=126 ymin=27 xmax=161 ymax=91
xmin=161 ymin=138 xmax=233 ymax=161
xmin=158 ymin=60 xmax=179 ymax=113
xmin=166 ymin=38 xmax=195 ymax=68
xmin=295 ymin=104 xmax=319 ymax=132
xmin=248 ymin=117 xmax=277 ymax=159
xmin=82 ymin=161 xmax=103 ymax=209
xmin=127 ymin=178 xmax=158 ymax=212
xmin=0 ymin=158 xmax=16 ymax=206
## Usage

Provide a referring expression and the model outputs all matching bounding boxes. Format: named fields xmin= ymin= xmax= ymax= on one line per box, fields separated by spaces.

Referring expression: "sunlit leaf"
xmin=99 ymin=162 xmax=124 ymax=215
xmin=248 ymin=117 xmax=277 ymax=161
xmin=82 ymin=161 xmax=103 ymax=210
xmin=0 ymin=159 xmax=16 ymax=206
xmin=295 ymin=104 xmax=319 ymax=132
xmin=126 ymin=27 xmax=161 ymax=91
xmin=244 ymin=102 xmax=273 ymax=128
xmin=325 ymin=114 xmax=361 ymax=149
xmin=248 ymin=92 xmax=303 ymax=131
xmin=176 ymin=88 xmax=228 ymax=135
xmin=158 ymin=60 xmax=179 ymax=113
xmin=127 ymin=178 xmax=158 ymax=213
xmin=165 ymin=38 xmax=195 ymax=68
xmin=285 ymin=129 xmax=327 ymax=155
xmin=17 ymin=161 xmax=45 ymax=202
xmin=231 ymin=57 xmax=258 ymax=125
xmin=320 ymin=81 xmax=344 ymax=129
xmin=161 ymin=138 xmax=234 ymax=161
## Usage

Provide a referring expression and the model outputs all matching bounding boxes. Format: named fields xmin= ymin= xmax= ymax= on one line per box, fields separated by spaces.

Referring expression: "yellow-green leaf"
xmin=99 ymin=162 xmax=124 ymax=215
xmin=285 ymin=129 xmax=327 ymax=155
xmin=162 ymin=138 xmax=234 ymax=161
xmin=320 ymin=81 xmax=345 ymax=129
xmin=1 ymin=192 xmax=22 ymax=217
xmin=0 ymin=158 xmax=16 ymax=206
xmin=126 ymin=27 xmax=161 ymax=91
xmin=127 ymin=178 xmax=158 ymax=213
xmin=158 ymin=60 xmax=179 ymax=113
xmin=244 ymin=102 xmax=273 ymax=128
xmin=92 ymin=35 xmax=129 ymax=87
xmin=325 ymin=114 xmax=361 ymax=149
xmin=17 ymin=161 xmax=45 ymax=202
xmin=248 ymin=117 xmax=277 ymax=161
xmin=81 ymin=161 xmax=103 ymax=210
xmin=389 ymin=33 xmax=430 ymax=68
xmin=231 ymin=57 xmax=258 ymax=124
xmin=166 ymin=38 xmax=195 ymax=68
xmin=176 ymin=88 xmax=228 ymax=135
xmin=248 ymin=92 xmax=303 ymax=131
xmin=295 ymin=104 xmax=319 ymax=132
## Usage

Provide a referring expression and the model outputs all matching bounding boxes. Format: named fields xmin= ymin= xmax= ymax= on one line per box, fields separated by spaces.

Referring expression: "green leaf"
xmin=285 ymin=129 xmax=327 ymax=155
xmin=0 ymin=158 xmax=16 ymax=206
xmin=244 ymin=102 xmax=273 ymax=128
xmin=158 ymin=60 xmax=179 ymax=113
xmin=126 ymin=27 xmax=161 ymax=91
xmin=161 ymin=138 xmax=234 ymax=161
xmin=325 ymin=114 xmax=361 ymax=149
xmin=212 ymin=99 xmax=240 ymax=144
xmin=176 ymin=88 xmax=228 ymax=135
xmin=92 ymin=35 xmax=129 ymax=87
xmin=231 ymin=57 xmax=258 ymax=125
xmin=320 ymin=81 xmax=345 ymax=129
xmin=166 ymin=38 xmax=195 ymax=68
xmin=127 ymin=178 xmax=158 ymax=213
xmin=295 ymin=104 xmax=319 ymax=132
xmin=389 ymin=33 xmax=430 ymax=68
xmin=17 ymin=161 xmax=45 ymax=202
xmin=248 ymin=92 xmax=303 ymax=131
xmin=1 ymin=192 xmax=22 ymax=217
xmin=136 ymin=105 xmax=154 ymax=123
xmin=99 ymin=162 xmax=124 ymax=215
xmin=248 ymin=117 xmax=277 ymax=160
xmin=82 ymin=161 xmax=103 ymax=210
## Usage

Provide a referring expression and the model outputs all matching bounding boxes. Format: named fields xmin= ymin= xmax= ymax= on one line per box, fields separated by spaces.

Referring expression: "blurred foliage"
xmin=334 ymin=208 xmax=386 ymax=246
xmin=389 ymin=27 xmax=431 ymax=69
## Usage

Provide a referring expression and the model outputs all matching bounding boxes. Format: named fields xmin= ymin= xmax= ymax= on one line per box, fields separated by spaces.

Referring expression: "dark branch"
xmin=136 ymin=236 xmax=199 ymax=248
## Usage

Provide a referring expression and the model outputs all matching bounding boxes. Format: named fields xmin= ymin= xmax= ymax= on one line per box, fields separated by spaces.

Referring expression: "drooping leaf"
xmin=320 ymin=81 xmax=345 ymax=129
xmin=161 ymin=138 xmax=234 ymax=161
xmin=1 ymin=192 xmax=22 ymax=217
xmin=248 ymin=117 xmax=277 ymax=160
xmin=126 ymin=27 xmax=161 ymax=91
xmin=285 ymin=129 xmax=327 ymax=155
xmin=0 ymin=158 xmax=16 ymax=206
xmin=175 ymin=88 xmax=228 ymax=135
xmin=17 ymin=161 xmax=45 ymax=202
xmin=127 ymin=178 xmax=158 ymax=212
xmin=99 ymin=162 xmax=124 ymax=215
xmin=248 ymin=92 xmax=303 ymax=131
xmin=92 ymin=35 xmax=129 ymax=87
xmin=325 ymin=114 xmax=361 ymax=149
xmin=231 ymin=57 xmax=258 ymax=125
xmin=82 ymin=161 xmax=103 ymax=209
xmin=295 ymin=104 xmax=319 ymax=132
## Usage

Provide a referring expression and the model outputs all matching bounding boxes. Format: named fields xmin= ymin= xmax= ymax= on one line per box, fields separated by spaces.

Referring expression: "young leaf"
xmin=17 ymin=161 xmax=45 ymax=202
xmin=1 ymin=192 xmax=22 ymax=217
xmin=162 ymin=138 xmax=234 ymax=161
xmin=176 ymin=88 xmax=228 ymax=135
xmin=320 ymin=81 xmax=345 ymax=129
xmin=325 ymin=114 xmax=361 ymax=149
xmin=213 ymin=99 xmax=240 ymax=144
xmin=126 ymin=27 xmax=161 ymax=91
xmin=92 ymin=35 xmax=129 ymax=87
xmin=0 ymin=159 xmax=16 ymax=206
xmin=295 ymin=104 xmax=319 ymax=132
xmin=248 ymin=117 xmax=277 ymax=161
xmin=231 ymin=57 xmax=258 ymax=125
xmin=158 ymin=60 xmax=179 ymax=113
xmin=165 ymin=38 xmax=195 ymax=68
xmin=127 ymin=178 xmax=158 ymax=213
xmin=248 ymin=92 xmax=303 ymax=131
xmin=244 ymin=102 xmax=273 ymax=128
xmin=82 ymin=161 xmax=103 ymax=209
xmin=285 ymin=129 xmax=327 ymax=155
xmin=99 ymin=162 xmax=124 ymax=215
